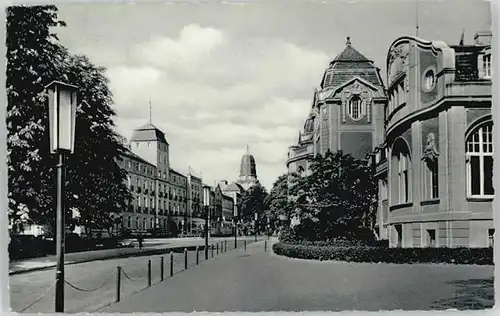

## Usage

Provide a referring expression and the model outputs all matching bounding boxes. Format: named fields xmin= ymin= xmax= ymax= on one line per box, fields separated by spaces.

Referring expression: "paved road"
xmin=9 ymin=238 xmax=257 ymax=313
xmin=100 ymin=241 xmax=494 ymax=312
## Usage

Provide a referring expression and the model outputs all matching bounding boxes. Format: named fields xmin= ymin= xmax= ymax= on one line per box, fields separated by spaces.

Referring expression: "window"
xmin=392 ymin=139 xmax=412 ymax=204
xmin=423 ymin=162 xmax=439 ymax=200
xmin=423 ymin=69 xmax=436 ymax=91
xmin=483 ymin=54 xmax=492 ymax=78
xmin=324 ymin=73 xmax=331 ymax=86
xmin=466 ymin=122 xmax=494 ymax=198
xmin=127 ymin=216 xmax=131 ymax=228
xmin=135 ymin=217 xmax=139 ymax=229
xmin=489 ymin=229 xmax=494 ymax=248
xmin=127 ymin=175 xmax=131 ymax=188
xmin=381 ymin=180 xmax=388 ymax=201
xmin=426 ymin=229 xmax=436 ymax=247
xmin=348 ymin=96 xmax=364 ymax=120
xmin=398 ymin=153 xmax=410 ymax=203
xmin=143 ymin=218 xmax=147 ymax=229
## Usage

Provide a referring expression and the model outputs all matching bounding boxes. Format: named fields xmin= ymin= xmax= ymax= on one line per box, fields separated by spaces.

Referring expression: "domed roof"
xmin=240 ymin=145 xmax=257 ymax=177
xmin=303 ymin=115 xmax=314 ymax=134
xmin=321 ymin=37 xmax=383 ymax=89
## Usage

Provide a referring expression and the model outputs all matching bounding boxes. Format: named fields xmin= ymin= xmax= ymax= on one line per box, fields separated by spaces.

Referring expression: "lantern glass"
xmin=46 ymin=81 xmax=78 ymax=154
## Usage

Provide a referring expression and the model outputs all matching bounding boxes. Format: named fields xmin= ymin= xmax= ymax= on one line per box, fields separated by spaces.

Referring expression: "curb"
xmin=9 ymin=244 xmax=213 ymax=276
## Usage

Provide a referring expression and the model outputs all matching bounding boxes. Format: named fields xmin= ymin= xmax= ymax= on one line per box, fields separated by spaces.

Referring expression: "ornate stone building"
xmin=237 ymin=145 xmax=259 ymax=190
xmin=373 ymin=31 xmax=493 ymax=248
xmin=287 ymin=37 xmax=387 ymax=173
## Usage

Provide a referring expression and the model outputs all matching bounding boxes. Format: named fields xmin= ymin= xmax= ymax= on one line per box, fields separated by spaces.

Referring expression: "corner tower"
xmin=314 ymin=37 xmax=387 ymax=160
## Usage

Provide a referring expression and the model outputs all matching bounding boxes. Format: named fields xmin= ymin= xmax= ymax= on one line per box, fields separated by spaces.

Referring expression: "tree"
xmin=288 ymin=150 xmax=378 ymax=241
xmin=238 ymin=181 xmax=269 ymax=229
xmin=6 ymin=5 xmax=132 ymax=235
xmin=6 ymin=5 xmax=66 ymax=231
xmin=264 ymin=173 xmax=296 ymax=231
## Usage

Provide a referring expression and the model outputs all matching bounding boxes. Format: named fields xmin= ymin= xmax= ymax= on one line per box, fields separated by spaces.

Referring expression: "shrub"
xmin=272 ymin=242 xmax=493 ymax=265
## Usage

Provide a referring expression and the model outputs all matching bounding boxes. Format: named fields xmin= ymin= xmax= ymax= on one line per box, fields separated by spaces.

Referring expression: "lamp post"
xmin=46 ymin=81 xmax=78 ymax=313
xmin=254 ymin=212 xmax=258 ymax=242
xmin=204 ymin=206 xmax=209 ymax=260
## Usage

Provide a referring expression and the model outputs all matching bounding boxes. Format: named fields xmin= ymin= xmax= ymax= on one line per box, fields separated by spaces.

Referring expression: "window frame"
xmin=466 ymin=121 xmax=494 ymax=198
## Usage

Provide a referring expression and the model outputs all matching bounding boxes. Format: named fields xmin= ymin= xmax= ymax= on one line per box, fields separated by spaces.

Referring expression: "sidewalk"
xmin=9 ymin=241 xmax=205 ymax=275
xmin=99 ymin=238 xmax=494 ymax=312
xmin=9 ymin=236 xmax=265 ymax=275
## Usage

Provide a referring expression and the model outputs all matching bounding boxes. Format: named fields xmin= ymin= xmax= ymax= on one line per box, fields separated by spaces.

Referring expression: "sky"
xmin=55 ymin=0 xmax=491 ymax=190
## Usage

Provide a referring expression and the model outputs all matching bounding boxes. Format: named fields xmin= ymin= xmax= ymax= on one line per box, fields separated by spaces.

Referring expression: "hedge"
xmin=272 ymin=242 xmax=493 ymax=265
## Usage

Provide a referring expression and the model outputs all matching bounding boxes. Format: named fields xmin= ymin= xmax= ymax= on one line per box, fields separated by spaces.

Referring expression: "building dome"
xmin=240 ymin=151 xmax=257 ymax=177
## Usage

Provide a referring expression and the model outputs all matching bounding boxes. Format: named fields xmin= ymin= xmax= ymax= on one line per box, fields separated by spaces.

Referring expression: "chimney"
xmin=474 ymin=30 xmax=492 ymax=46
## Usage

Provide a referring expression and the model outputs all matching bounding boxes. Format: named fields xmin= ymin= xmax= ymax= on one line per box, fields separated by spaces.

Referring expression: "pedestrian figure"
xmin=137 ymin=234 xmax=144 ymax=249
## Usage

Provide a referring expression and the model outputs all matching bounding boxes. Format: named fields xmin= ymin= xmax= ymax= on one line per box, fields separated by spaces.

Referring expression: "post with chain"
xmin=216 ymin=242 xmax=219 ymax=255
xmin=115 ymin=266 xmax=121 ymax=303
xmin=196 ymin=246 xmax=199 ymax=265
xmin=184 ymin=248 xmax=188 ymax=270
xmin=225 ymin=240 xmax=227 ymax=252
xmin=170 ymin=251 xmax=174 ymax=277
xmin=244 ymin=240 xmax=247 ymax=251
xmin=265 ymin=240 xmax=267 ymax=252
xmin=147 ymin=259 xmax=152 ymax=287
xmin=211 ymin=244 xmax=214 ymax=258
xmin=160 ymin=256 xmax=164 ymax=281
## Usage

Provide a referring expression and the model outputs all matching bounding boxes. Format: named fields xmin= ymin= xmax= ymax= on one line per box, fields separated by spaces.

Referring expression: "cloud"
xmin=106 ymin=24 xmax=329 ymax=189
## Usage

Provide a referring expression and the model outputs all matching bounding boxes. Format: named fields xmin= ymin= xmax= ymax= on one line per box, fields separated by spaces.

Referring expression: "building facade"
xmin=188 ymin=172 xmax=204 ymax=232
xmin=287 ymin=37 xmax=387 ymax=173
xmin=118 ymin=148 xmax=161 ymax=233
xmin=374 ymin=31 xmax=493 ymax=248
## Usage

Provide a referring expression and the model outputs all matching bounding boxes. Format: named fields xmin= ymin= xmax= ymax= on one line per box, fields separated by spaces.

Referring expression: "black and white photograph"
xmin=4 ymin=0 xmax=496 ymax=313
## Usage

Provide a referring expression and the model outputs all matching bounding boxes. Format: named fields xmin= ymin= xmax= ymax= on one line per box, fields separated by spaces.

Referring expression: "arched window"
xmin=392 ymin=139 xmax=412 ymax=204
xmin=348 ymin=96 xmax=365 ymax=120
xmin=466 ymin=121 xmax=494 ymax=197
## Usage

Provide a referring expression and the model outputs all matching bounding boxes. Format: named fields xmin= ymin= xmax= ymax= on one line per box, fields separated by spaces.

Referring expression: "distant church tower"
xmin=237 ymin=145 xmax=258 ymax=190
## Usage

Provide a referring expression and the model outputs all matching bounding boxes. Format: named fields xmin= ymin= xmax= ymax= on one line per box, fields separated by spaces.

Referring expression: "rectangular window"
xmin=426 ymin=229 xmax=436 ymax=247
xmin=489 ymin=229 xmax=494 ymax=248
xmin=483 ymin=55 xmax=492 ymax=77
xmin=484 ymin=156 xmax=494 ymax=195
xmin=470 ymin=156 xmax=481 ymax=195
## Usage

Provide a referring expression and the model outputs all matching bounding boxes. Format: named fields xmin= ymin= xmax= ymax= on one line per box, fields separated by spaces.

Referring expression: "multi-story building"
xmin=120 ymin=122 xmax=200 ymax=235
xmin=169 ymin=168 xmax=188 ymax=232
xmin=118 ymin=148 xmax=162 ymax=233
xmin=188 ymin=172 xmax=204 ymax=233
xmin=287 ymin=37 xmax=387 ymax=174
xmin=374 ymin=31 xmax=493 ymax=248
xmin=221 ymin=194 xmax=235 ymax=234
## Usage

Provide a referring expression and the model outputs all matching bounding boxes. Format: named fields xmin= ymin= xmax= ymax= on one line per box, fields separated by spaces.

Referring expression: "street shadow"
xmin=430 ymin=277 xmax=494 ymax=310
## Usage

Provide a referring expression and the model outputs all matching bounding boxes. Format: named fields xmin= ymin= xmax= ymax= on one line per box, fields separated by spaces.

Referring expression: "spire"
xmin=246 ymin=144 xmax=250 ymax=155
xmin=149 ymin=100 xmax=152 ymax=124
xmin=459 ymin=28 xmax=465 ymax=46
xmin=346 ymin=36 xmax=351 ymax=46
xmin=416 ymin=0 xmax=420 ymax=37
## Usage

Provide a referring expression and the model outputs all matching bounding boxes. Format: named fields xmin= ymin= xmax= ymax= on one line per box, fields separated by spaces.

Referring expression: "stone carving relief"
xmin=341 ymin=82 xmax=373 ymax=123
xmin=388 ymin=43 xmax=410 ymax=84
xmin=421 ymin=132 xmax=439 ymax=164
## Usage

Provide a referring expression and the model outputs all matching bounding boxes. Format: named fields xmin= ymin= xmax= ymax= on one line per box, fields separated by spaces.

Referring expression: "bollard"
xmin=147 ymin=260 xmax=152 ymax=287
xmin=244 ymin=240 xmax=247 ymax=251
xmin=115 ymin=266 xmax=121 ymax=303
xmin=211 ymin=244 xmax=214 ymax=258
xmin=225 ymin=240 xmax=227 ymax=252
xmin=196 ymin=246 xmax=199 ymax=265
xmin=184 ymin=248 xmax=188 ymax=270
xmin=265 ymin=240 xmax=267 ymax=252
xmin=170 ymin=251 xmax=174 ymax=277
xmin=216 ymin=242 xmax=219 ymax=255
xmin=160 ymin=256 xmax=164 ymax=281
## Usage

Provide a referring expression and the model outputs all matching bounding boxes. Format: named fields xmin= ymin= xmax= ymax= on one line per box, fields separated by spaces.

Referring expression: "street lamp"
xmin=46 ymin=81 xmax=78 ymax=313
xmin=254 ymin=212 xmax=258 ymax=242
